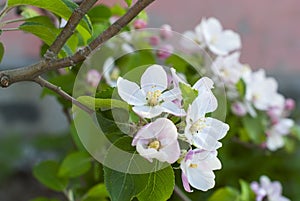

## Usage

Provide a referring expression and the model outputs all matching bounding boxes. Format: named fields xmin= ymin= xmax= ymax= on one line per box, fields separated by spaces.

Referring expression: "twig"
xmin=0 ymin=0 xmax=156 ymax=87
xmin=1 ymin=27 xmax=19 ymax=31
xmin=45 ymin=0 xmax=98 ymax=58
xmin=174 ymin=185 xmax=192 ymax=201
xmin=33 ymin=76 xmax=94 ymax=114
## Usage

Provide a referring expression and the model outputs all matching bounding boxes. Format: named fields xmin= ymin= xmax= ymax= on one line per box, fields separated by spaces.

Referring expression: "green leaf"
xmin=19 ymin=5 xmax=40 ymax=18
xmin=179 ymin=82 xmax=198 ymax=110
xmin=110 ymin=4 xmax=126 ymax=16
xmin=136 ymin=166 xmax=175 ymax=201
xmin=239 ymin=180 xmax=255 ymax=201
xmin=88 ymin=5 xmax=111 ymax=23
xmin=104 ymin=137 xmax=174 ymax=201
xmin=77 ymin=96 xmax=130 ymax=111
xmin=7 ymin=0 xmax=92 ymax=35
xmin=124 ymin=0 xmax=133 ymax=7
xmin=236 ymin=79 xmax=246 ymax=97
xmin=165 ymin=54 xmax=189 ymax=73
xmin=241 ymin=114 xmax=267 ymax=144
xmin=0 ymin=42 xmax=4 ymax=63
xmin=291 ymin=125 xmax=300 ymax=141
xmin=85 ymin=183 xmax=109 ymax=198
xmin=33 ymin=160 xmax=68 ymax=191
xmin=58 ymin=151 xmax=92 ymax=178
xmin=208 ymin=187 xmax=240 ymax=201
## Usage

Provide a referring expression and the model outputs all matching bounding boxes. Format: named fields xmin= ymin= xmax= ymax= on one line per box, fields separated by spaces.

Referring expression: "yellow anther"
xmin=189 ymin=163 xmax=198 ymax=168
xmin=110 ymin=68 xmax=120 ymax=81
xmin=190 ymin=118 xmax=207 ymax=134
xmin=148 ymin=140 xmax=161 ymax=150
xmin=146 ymin=90 xmax=162 ymax=106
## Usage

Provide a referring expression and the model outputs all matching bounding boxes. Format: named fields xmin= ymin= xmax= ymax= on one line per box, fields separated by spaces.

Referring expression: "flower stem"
xmin=174 ymin=185 xmax=192 ymax=201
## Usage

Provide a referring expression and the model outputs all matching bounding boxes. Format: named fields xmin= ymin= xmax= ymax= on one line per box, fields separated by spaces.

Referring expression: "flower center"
xmin=146 ymin=90 xmax=162 ymax=106
xmin=110 ymin=68 xmax=120 ymax=81
xmin=189 ymin=163 xmax=198 ymax=168
xmin=148 ymin=140 xmax=161 ymax=150
xmin=189 ymin=117 xmax=207 ymax=134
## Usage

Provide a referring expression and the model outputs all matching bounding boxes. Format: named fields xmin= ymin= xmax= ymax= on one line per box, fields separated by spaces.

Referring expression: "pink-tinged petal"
xmin=135 ymin=141 xmax=157 ymax=162
xmin=117 ymin=77 xmax=146 ymax=106
xmin=274 ymin=118 xmax=294 ymax=135
xmin=161 ymin=101 xmax=186 ymax=117
xmin=182 ymin=172 xmax=193 ymax=192
xmin=141 ymin=65 xmax=167 ymax=92
xmin=266 ymin=134 xmax=284 ymax=151
xmin=155 ymin=118 xmax=178 ymax=142
xmin=193 ymin=77 xmax=214 ymax=92
xmin=133 ymin=105 xmax=164 ymax=119
xmin=170 ymin=68 xmax=188 ymax=87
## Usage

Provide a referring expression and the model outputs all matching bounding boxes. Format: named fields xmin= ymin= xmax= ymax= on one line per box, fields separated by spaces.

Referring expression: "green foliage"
xmin=88 ymin=5 xmax=112 ymax=23
xmin=58 ymin=151 xmax=92 ymax=178
xmin=179 ymin=82 xmax=198 ymax=110
xmin=77 ymin=96 xmax=129 ymax=111
xmin=7 ymin=0 xmax=92 ymax=35
xmin=239 ymin=180 xmax=255 ymax=201
xmin=241 ymin=114 xmax=267 ymax=144
xmin=208 ymin=187 xmax=240 ymax=201
xmin=236 ymin=79 xmax=246 ymax=97
xmin=124 ymin=0 xmax=133 ymax=7
xmin=33 ymin=160 xmax=68 ymax=192
xmin=84 ymin=183 xmax=109 ymax=200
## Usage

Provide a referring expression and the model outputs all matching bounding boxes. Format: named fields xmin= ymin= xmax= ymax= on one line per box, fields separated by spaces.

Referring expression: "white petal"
xmin=193 ymin=77 xmax=214 ymax=91
xmin=161 ymin=101 xmax=186 ymax=117
xmin=117 ymin=77 xmax=146 ymax=106
xmin=161 ymin=88 xmax=182 ymax=102
xmin=189 ymin=93 xmax=218 ymax=119
xmin=133 ymin=105 xmax=164 ymax=119
xmin=266 ymin=134 xmax=284 ymax=151
xmin=187 ymin=167 xmax=216 ymax=191
xmin=141 ymin=65 xmax=167 ymax=92
xmin=209 ymin=30 xmax=241 ymax=55
xmin=159 ymin=140 xmax=180 ymax=163
xmin=103 ymin=57 xmax=115 ymax=85
xmin=202 ymin=18 xmax=223 ymax=43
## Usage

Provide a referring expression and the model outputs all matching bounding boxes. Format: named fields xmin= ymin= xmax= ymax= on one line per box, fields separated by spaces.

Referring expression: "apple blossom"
xmin=231 ymin=101 xmax=247 ymax=117
xmin=211 ymin=52 xmax=244 ymax=85
xmin=103 ymin=57 xmax=120 ymax=87
xmin=244 ymin=70 xmax=283 ymax=111
xmin=184 ymin=93 xmax=229 ymax=150
xmin=149 ymin=36 xmax=160 ymax=46
xmin=284 ymin=98 xmax=296 ymax=111
xmin=182 ymin=23 xmax=205 ymax=50
xmin=117 ymin=65 xmax=186 ymax=118
xmin=201 ymin=17 xmax=241 ymax=55
xmin=132 ymin=118 xmax=180 ymax=163
xmin=86 ymin=69 xmax=101 ymax=87
xmin=251 ymin=175 xmax=290 ymax=201
xmin=266 ymin=118 xmax=294 ymax=151
xmin=180 ymin=149 xmax=222 ymax=192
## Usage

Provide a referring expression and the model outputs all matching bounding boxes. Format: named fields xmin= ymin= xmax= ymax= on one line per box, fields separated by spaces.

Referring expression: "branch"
xmin=0 ymin=0 xmax=156 ymax=88
xmin=174 ymin=185 xmax=192 ymax=201
xmin=45 ymin=0 xmax=98 ymax=58
xmin=33 ymin=76 xmax=94 ymax=114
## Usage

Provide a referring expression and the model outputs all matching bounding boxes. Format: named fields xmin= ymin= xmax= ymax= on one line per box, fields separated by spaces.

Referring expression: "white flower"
xmin=201 ymin=17 xmax=241 ymax=55
xmin=117 ymin=65 xmax=186 ymax=118
xmin=182 ymin=23 xmax=205 ymax=50
xmin=266 ymin=118 xmax=294 ymax=151
xmin=180 ymin=149 xmax=222 ymax=192
xmin=244 ymin=70 xmax=282 ymax=111
xmin=251 ymin=175 xmax=290 ymax=201
xmin=132 ymin=118 xmax=180 ymax=163
xmin=103 ymin=57 xmax=120 ymax=87
xmin=212 ymin=52 xmax=244 ymax=85
xmin=184 ymin=94 xmax=229 ymax=150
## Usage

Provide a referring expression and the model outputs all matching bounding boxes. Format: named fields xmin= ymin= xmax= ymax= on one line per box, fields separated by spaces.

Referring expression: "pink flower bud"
xmin=156 ymin=44 xmax=174 ymax=60
xmin=231 ymin=102 xmax=247 ymax=116
xmin=285 ymin=98 xmax=295 ymax=111
xmin=160 ymin=24 xmax=173 ymax=39
xmin=133 ymin=19 xmax=147 ymax=29
xmin=86 ymin=69 xmax=101 ymax=87
xmin=149 ymin=36 xmax=160 ymax=46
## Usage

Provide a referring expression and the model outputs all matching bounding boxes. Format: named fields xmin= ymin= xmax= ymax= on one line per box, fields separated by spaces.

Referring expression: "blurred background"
xmin=0 ymin=0 xmax=299 ymax=200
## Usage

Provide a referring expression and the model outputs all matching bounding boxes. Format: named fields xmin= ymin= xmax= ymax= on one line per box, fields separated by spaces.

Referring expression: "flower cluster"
xmin=116 ymin=65 xmax=229 ymax=192
xmin=184 ymin=17 xmax=295 ymax=151
xmin=251 ymin=175 xmax=290 ymax=201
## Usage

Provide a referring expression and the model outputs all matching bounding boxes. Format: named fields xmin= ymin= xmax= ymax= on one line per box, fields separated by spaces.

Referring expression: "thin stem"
xmin=174 ymin=185 xmax=192 ymax=201
xmin=0 ymin=0 xmax=157 ymax=87
xmin=33 ymin=76 xmax=94 ymax=114
xmin=1 ymin=17 xmax=26 ymax=25
xmin=2 ymin=27 xmax=19 ymax=31
xmin=0 ymin=5 xmax=10 ymax=20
